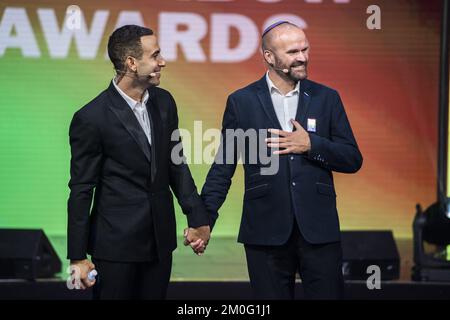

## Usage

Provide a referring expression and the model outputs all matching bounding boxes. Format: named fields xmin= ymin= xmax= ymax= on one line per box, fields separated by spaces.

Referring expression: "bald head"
xmin=261 ymin=22 xmax=305 ymax=51
xmin=262 ymin=22 xmax=310 ymax=82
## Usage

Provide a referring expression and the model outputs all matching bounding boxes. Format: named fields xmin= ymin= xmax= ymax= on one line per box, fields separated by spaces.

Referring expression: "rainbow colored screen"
xmin=0 ymin=0 xmax=441 ymax=238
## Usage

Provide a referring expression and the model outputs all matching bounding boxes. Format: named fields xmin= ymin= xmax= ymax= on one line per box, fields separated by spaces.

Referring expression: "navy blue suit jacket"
xmin=201 ymin=76 xmax=363 ymax=245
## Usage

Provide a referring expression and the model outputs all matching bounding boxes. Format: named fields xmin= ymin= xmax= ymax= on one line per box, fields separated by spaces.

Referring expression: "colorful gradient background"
xmin=0 ymin=0 xmax=442 ymax=241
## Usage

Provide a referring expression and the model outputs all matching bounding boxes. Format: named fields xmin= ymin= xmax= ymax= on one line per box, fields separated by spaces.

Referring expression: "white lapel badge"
xmin=307 ymin=118 xmax=316 ymax=132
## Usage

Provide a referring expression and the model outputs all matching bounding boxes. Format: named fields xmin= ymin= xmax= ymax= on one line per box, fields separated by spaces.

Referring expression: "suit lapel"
xmin=107 ymin=82 xmax=152 ymax=163
xmin=146 ymin=88 xmax=159 ymax=183
xmin=295 ymin=79 xmax=312 ymax=126
xmin=256 ymin=76 xmax=283 ymax=130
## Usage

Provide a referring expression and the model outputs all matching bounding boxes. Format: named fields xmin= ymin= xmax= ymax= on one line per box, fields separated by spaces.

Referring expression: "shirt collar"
xmin=265 ymin=71 xmax=300 ymax=97
xmin=112 ymin=78 xmax=149 ymax=110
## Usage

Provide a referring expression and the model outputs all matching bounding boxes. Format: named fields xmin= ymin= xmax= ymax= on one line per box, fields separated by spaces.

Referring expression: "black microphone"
xmin=272 ymin=63 xmax=306 ymax=74
xmin=116 ymin=69 xmax=158 ymax=78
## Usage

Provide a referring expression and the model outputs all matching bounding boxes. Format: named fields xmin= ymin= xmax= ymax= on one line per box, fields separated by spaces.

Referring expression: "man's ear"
xmin=125 ymin=56 xmax=137 ymax=72
xmin=263 ymin=50 xmax=274 ymax=66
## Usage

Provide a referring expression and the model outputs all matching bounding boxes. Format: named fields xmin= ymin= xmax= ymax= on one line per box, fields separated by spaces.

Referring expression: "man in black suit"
xmin=196 ymin=22 xmax=363 ymax=299
xmin=67 ymin=25 xmax=210 ymax=299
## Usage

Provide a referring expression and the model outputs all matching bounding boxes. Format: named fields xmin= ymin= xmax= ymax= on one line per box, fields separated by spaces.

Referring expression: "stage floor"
xmin=50 ymin=235 xmax=414 ymax=282
xmin=1 ymin=236 xmax=450 ymax=300
xmin=49 ymin=235 xmax=250 ymax=282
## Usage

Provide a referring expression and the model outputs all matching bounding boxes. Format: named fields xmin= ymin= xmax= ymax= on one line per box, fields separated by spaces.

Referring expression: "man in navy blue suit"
xmin=191 ymin=21 xmax=363 ymax=299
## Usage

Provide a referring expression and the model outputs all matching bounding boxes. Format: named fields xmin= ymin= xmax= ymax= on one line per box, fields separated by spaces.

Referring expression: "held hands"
xmin=266 ymin=119 xmax=311 ymax=154
xmin=183 ymin=225 xmax=211 ymax=256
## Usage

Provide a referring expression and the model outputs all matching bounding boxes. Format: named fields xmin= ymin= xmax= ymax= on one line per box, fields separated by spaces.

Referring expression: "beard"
xmin=133 ymin=67 xmax=161 ymax=87
xmin=288 ymin=62 xmax=308 ymax=81
xmin=274 ymin=56 xmax=308 ymax=81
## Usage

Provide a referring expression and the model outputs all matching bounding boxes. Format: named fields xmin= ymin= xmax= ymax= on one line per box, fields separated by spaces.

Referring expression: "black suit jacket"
xmin=67 ymin=82 xmax=209 ymax=261
xmin=201 ymin=76 xmax=363 ymax=245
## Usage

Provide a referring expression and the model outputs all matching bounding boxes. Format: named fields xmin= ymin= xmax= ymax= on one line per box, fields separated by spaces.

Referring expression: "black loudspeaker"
xmin=341 ymin=230 xmax=400 ymax=280
xmin=0 ymin=229 xmax=62 ymax=280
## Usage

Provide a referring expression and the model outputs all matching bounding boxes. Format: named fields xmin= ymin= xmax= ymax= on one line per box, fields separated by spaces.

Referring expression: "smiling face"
xmin=263 ymin=24 xmax=310 ymax=81
xmin=127 ymin=35 xmax=166 ymax=87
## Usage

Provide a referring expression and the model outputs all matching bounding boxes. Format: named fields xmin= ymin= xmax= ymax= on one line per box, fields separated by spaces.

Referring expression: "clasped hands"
xmin=183 ymin=225 xmax=210 ymax=255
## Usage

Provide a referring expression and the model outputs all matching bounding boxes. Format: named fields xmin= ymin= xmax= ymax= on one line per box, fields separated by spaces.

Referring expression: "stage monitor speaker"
xmin=341 ymin=230 xmax=400 ymax=280
xmin=0 ymin=229 xmax=62 ymax=280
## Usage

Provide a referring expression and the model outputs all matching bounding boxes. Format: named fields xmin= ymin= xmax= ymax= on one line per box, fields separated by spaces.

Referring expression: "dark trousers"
xmin=92 ymin=254 xmax=172 ymax=300
xmin=244 ymin=224 xmax=344 ymax=300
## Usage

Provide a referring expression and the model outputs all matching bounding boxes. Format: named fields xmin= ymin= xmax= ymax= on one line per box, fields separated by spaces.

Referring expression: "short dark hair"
xmin=107 ymin=25 xmax=154 ymax=72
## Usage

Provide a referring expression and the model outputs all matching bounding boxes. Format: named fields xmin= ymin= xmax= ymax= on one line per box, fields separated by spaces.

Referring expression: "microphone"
xmin=116 ymin=69 xmax=158 ymax=79
xmin=87 ymin=269 xmax=97 ymax=282
xmin=273 ymin=67 xmax=290 ymax=74
xmin=270 ymin=63 xmax=289 ymax=74
xmin=271 ymin=63 xmax=306 ymax=74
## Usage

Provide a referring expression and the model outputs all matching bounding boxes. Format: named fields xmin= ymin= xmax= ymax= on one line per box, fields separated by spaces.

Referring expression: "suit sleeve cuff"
xmin=307 ymin=133 xmax=321 ymax=159
xmin=187 ymin=203 xmax=211 ymax=228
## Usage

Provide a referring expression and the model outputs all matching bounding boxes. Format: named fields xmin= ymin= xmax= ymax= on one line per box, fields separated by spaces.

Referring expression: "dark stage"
xmin=1 ymin=236 xmax=449 ymax=300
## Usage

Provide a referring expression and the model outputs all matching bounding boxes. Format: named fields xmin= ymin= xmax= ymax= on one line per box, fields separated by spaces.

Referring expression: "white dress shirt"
xmin=265 ymin=72 xmax=300 ymax=132
xmin=112 ymin=79 xmax=152 ymax=145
